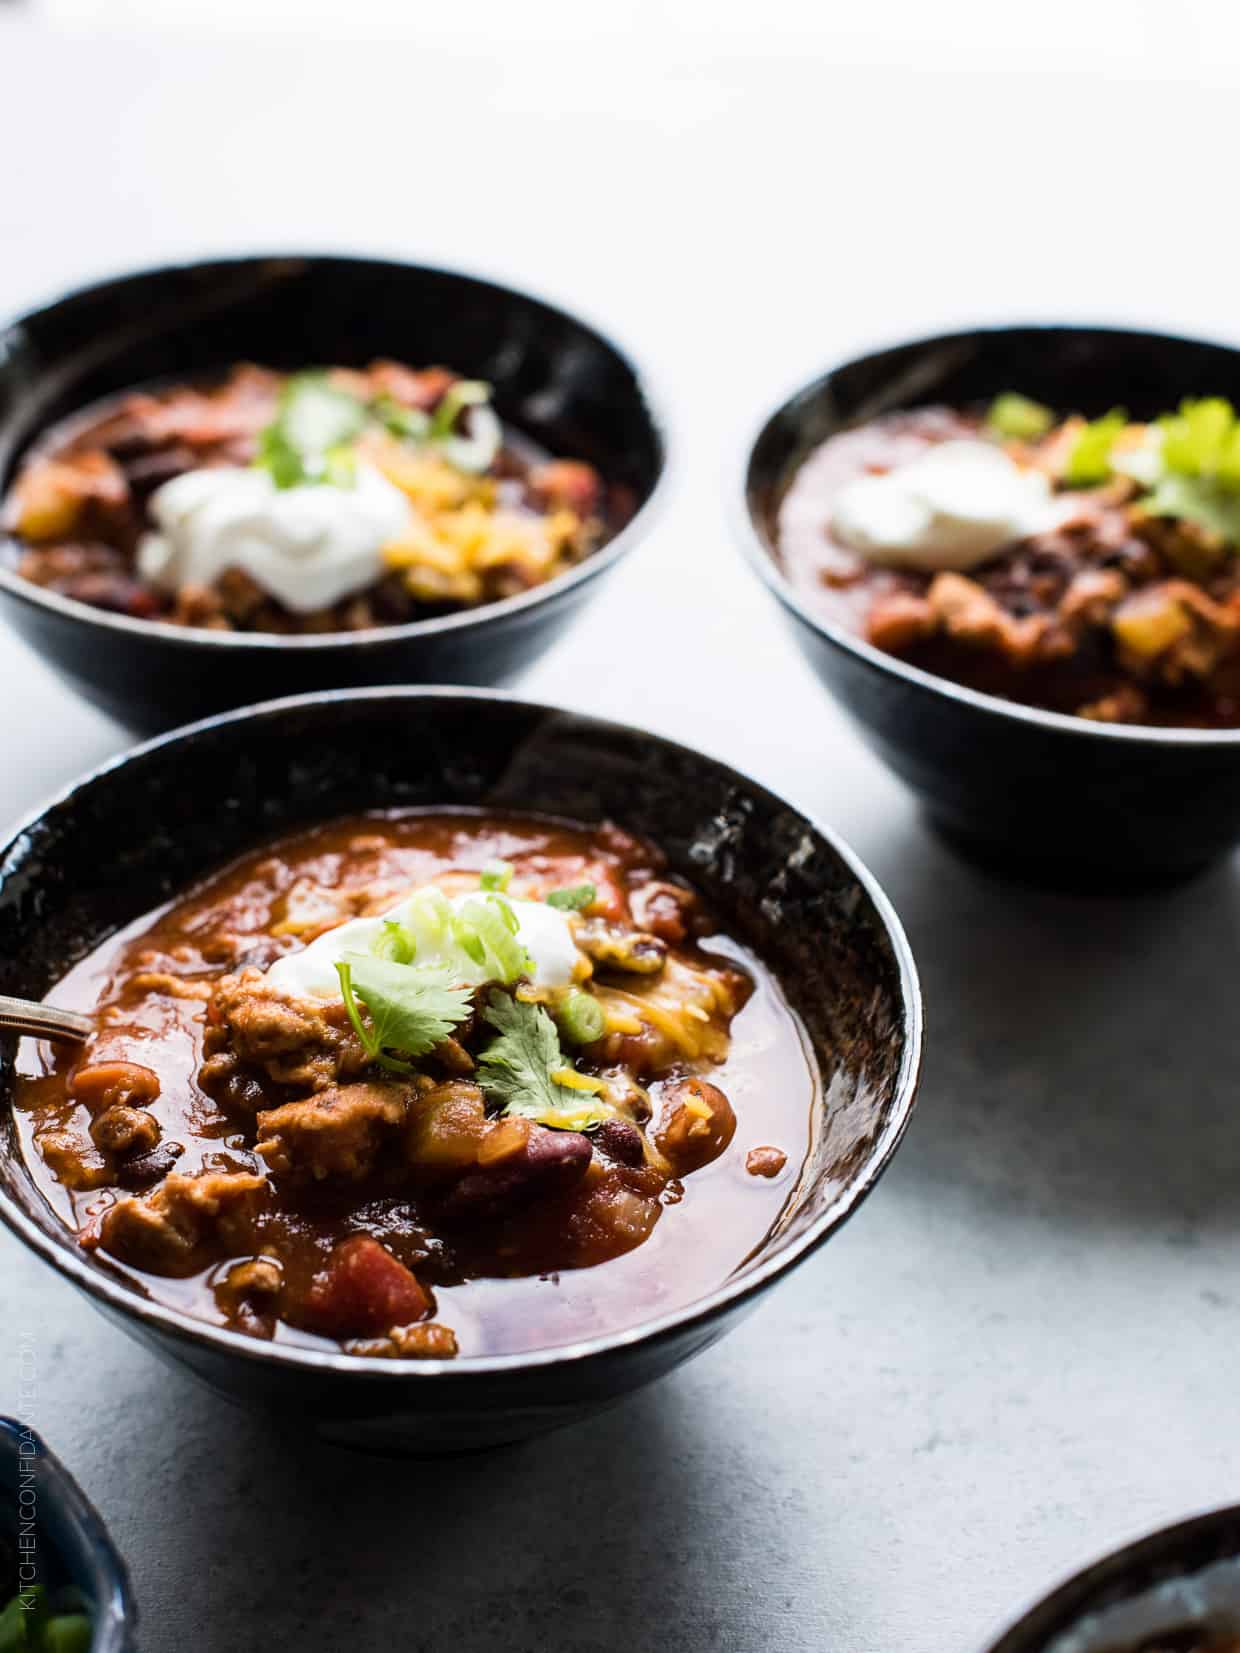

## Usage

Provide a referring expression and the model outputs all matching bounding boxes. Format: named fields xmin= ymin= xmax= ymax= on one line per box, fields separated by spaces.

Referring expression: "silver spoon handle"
xmin=0 ymin=995 xmax=93 ymax=1043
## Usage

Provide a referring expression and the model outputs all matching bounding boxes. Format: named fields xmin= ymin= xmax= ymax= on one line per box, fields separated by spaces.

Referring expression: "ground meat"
xmin=254 ymin=1082 xmax=412 ymax=1183
xmin=346 ymin=1322 xmax=460 ymax=1359
xmin=925 ymin=571 xmax=1056 ymax=664
xmin=201 ymin=971 xmax=368 ymax=1101
xmin=1058 ymin=567 xmax=1129 ymax=625
xmin=866 ymin=590 xmax=938 ymax=653
xmin=219 ymin=1256 xmax=283 ymax=1299
xmin=36 ymin=1130 xmax=113 ymax=1192
xmin=97 ymin=1170 xmax=266 ymax=1274
xmin=127 ymin=971 xmax=216 ymax=1000
xmin=213 ymin=1255 xmax=284 ymax=1336
xmin=105 ymin=365 xmax=279 ymax=453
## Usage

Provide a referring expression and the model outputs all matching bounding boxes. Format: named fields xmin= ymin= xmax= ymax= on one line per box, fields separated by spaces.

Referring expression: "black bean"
xmin=595 ymin=1119 xmax=645 ymax=1167
xmin=115 ymin=1141 xmax=184 ymax=1190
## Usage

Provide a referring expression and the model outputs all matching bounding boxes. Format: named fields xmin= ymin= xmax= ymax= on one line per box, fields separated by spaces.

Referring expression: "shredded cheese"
xmin=551 ymin=1068 xmax=606 ymax=1094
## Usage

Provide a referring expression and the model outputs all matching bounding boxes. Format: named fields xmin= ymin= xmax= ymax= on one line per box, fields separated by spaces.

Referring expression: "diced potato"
xmin=476 ymin=1116 xmax=532 ymax=1167
xmin=11 ymin=452 xmax=126 ymax=541
xmin=406 ymin=1084 xmax=488 ymax=1172
xmin=1111 ymin=588 xmax=1192 ymax=659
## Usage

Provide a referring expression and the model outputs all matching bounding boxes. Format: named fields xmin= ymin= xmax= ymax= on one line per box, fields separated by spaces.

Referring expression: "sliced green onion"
xmin=450 ymin=913 xmax=487 ymax=969
xmin=546 ymin=883 xmax=596 ymax=912
xmin=430 ymin=380 xmax=491 ymax=441
xmin=1064 ymin=409 xmax=1128 ymax=486
xmin=985 ymin=392 xmax=1054 ymax=442
xmin=0 ymin=1597 xmax=27 ymax=1653
xmin=555 ymin=989 xmax=606 ymax=1045
xmin=44 ymin=1615 xmax=93 ymax=1653
xmin=479 ymin=860 xmax=514 ymax=892
xmin=372 ymin=920 xmax=415 ymax=965
xmin=372 ymin=394 xmax=431 ymax=443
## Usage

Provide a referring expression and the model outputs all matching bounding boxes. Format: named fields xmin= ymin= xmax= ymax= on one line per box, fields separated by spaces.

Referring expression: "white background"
xmin=3 ymin=4 xmax=1240 ymax=1651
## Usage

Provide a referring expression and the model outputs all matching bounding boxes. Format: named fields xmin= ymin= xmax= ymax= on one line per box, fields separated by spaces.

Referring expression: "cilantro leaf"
xmin=254 ymin=374 xmax=369 ymax=490
xmin=545 ymin=883 xmax=595 ymax=912
xmin=1064 ymin=409 xmax=1128 ymax=486
xmin=477 ymin=991 xmax=609 ymax=1130
xmin=336 ymin=956 xmax=472 ymax=1074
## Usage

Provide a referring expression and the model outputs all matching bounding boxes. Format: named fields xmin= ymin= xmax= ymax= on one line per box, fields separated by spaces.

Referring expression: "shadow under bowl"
xmin=0 ymin=688 xmax=920 ymax=1454
xmin=982 ymin=1504 xmax=1240 ymax=1653
xmin=0 ymin=1417 xmax=136 ymax=1651
xmin=737 ymin=324 xmax=1240 ymax=889
xmin=0 ymin=254 xmax=668 ymax=735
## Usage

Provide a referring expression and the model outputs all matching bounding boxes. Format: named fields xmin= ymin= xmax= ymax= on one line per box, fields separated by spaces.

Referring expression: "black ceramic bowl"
xmin=0 ymin=255 xmax=668 ymax=734
xmin=982 ymin=1505 xmax=1240 ymax=1653
xmin=0 ymin=1418 xmax=135 ymax=1651
xmin=737 ymin=325 xmax=1240 ymax=888
xmin=0 ymin=688 xmax=920 ymax=1454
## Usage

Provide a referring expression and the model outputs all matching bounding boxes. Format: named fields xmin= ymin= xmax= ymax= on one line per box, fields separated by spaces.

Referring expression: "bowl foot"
xmin=926 ymin=814 xmax=1220 ymax=894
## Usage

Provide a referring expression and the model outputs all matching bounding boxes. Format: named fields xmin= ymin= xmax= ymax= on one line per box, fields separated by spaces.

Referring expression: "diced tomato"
xmin=529 ymin=460 xmax=600 ymax=517
xmin=302 ymin=1235 xmax=431 ymax=1337
xmin=583 ymin=863 xmax=627 ymax=924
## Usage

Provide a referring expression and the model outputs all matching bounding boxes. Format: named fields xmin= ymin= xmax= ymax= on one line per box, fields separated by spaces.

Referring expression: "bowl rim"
xmin=732 ymin=318 xmax=1240 ymax=749
xmin=978 ymin=1500 xmax=1240 ymax=1652
xmin=0 ymin=684 xmax=923 ymax=1382
xmin=0 ymin=1416 xmax=135 ymax=1652
xmin=0 ymin=250 xmax=673 ymax=653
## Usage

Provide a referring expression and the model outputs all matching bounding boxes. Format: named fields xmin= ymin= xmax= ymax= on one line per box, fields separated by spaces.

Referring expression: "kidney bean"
xmin=114 ymin=1141 xmax=184 ymax=1190
xmin=745 ymin=1145 xmax=788 ymax=1178
xmin=441 ymin=1125 xmax=592 ymax=1219
xmin=654 ymin=1078 xmax=736 ymax=1175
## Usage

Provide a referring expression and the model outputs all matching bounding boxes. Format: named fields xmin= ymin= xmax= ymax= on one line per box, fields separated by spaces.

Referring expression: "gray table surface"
xmin=3 ymin=8 xmax=1240 ymax=1650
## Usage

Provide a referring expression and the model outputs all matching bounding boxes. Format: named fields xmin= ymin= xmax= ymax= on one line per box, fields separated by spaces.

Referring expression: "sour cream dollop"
xmin=136 ymin=463 xmax=412 ymax=612
xmin=266 ymin=887 xmax=579 ymax=1000
xmin=829 ymin=439 xmax=1058 ymax=572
